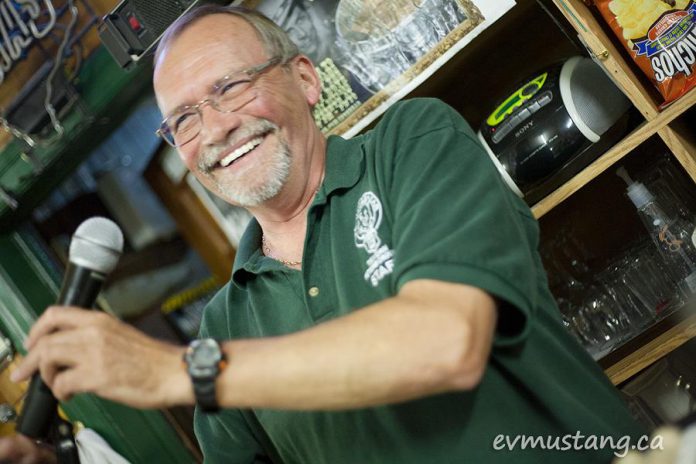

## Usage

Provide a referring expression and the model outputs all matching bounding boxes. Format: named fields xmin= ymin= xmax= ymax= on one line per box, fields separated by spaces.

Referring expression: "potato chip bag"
xmin=594 ymin=0 xmax=696 ymax=106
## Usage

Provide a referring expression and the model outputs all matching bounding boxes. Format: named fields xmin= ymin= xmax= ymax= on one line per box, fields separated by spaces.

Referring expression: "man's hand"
xmin=0 ymin=434 xmax=56 ymax=464
xmin=11 ymin=307 xmax=192 ymax=409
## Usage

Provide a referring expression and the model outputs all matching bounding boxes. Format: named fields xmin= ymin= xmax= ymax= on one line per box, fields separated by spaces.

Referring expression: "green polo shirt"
xmin=195 ymin=98 xmax=643 ymax=463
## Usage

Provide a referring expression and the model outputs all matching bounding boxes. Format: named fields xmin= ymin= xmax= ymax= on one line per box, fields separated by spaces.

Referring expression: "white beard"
xmin=197 ymin=119 xmax=291 ymax=207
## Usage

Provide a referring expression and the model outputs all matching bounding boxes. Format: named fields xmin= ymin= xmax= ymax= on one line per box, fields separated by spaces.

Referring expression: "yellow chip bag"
xmin=595 ymin=0 xmax=696 ymax=106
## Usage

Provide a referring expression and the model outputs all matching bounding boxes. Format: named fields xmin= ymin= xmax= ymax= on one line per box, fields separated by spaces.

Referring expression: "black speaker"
xmin=98 ymin=0 xmax=231 ymax=69
xmin=478 ymin=56 xmax=632 ymax=203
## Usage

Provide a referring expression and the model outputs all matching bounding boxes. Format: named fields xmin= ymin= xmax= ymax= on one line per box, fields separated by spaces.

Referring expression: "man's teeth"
xmin=220 ymin=137 xmax=264 ymax=167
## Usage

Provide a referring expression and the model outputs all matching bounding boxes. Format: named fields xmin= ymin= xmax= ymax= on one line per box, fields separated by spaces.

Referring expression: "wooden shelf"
xmin=532 ymin=87 xmax=696 ymax=218
xmin=541 ymin=1 xmax=696 ymax=389
xmin=601 ymin=309 xmax=696 ymax=385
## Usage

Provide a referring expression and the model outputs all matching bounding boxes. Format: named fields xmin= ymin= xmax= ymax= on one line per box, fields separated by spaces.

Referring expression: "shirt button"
xmin=308 ymin=287 xmax=320 ymax=297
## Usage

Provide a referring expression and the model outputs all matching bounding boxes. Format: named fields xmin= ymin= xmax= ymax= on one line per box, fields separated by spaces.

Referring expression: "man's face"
xmin=153 ymin=15 xmax=319 ymax=207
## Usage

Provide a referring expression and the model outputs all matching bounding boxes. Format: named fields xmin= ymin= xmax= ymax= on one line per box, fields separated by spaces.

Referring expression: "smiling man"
xmin=7 ymin=5 xmax=645 ymax=464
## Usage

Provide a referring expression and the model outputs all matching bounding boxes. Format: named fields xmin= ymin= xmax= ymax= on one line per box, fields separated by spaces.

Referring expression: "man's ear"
xmin=293 ymin=55 xmax=322 ymax=107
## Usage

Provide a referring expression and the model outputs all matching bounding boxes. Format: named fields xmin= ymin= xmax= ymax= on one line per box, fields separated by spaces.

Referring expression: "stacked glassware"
xmin=543 ymin=159 xmax=696 ymax=359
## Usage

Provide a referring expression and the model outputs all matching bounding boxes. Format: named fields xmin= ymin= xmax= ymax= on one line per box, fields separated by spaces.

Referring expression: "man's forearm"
xmin=211 ymin=280 xmax=497 ymax=410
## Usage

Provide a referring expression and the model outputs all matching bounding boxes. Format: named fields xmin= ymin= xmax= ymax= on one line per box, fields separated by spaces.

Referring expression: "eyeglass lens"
xmin=160 ymin=57 xmax=283 ymax=147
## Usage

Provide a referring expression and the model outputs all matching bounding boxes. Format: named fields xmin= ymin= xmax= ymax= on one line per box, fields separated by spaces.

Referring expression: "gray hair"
xmin=154 ymin=4 xmax=300 ymax=66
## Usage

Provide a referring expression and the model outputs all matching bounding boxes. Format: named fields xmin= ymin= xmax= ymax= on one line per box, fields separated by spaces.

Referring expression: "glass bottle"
xmin=626 ymin=181 xmax=696 ymax=298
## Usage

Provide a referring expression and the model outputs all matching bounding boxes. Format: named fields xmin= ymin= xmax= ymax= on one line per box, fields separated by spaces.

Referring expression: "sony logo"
xmin=514 ymin=120 xmax=534 ymax=138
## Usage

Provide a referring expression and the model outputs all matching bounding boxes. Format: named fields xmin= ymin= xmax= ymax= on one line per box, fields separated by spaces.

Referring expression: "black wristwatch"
xmin=184 ymin=338 xmax=226 ymax=413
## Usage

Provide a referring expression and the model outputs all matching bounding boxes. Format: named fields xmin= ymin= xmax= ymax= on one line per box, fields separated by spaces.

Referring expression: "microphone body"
xmin=16 ymin=265 xmax=107 ymax=438
xmin=16 ymin=217 xmax=123 ymax=439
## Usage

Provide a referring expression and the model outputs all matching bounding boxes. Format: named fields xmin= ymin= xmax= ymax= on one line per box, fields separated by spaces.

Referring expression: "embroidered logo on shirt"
xmin=354 ymin=192 xmax=394 ymax=287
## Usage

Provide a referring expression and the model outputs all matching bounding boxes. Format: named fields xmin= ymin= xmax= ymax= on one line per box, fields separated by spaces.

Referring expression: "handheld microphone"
xmin=17 ymin=217 xmax=124 ymax=439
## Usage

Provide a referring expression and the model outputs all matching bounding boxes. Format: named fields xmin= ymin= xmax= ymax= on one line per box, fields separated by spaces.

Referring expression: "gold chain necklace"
xmin=261 ymin=234 xmax=302 ymax=267
xmin=260 ymin=186 xmax=321 ymax=267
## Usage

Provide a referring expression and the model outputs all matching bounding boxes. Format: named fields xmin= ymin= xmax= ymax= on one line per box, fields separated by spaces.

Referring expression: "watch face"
xmin=187 ymin=339 xmax=222 ymax=377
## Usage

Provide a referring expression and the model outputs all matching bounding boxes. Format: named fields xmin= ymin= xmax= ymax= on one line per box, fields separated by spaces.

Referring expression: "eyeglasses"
xmin=156 ymin=56 xmax=285 ymax=147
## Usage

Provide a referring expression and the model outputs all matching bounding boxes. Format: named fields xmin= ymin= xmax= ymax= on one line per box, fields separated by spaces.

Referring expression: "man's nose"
xmin=199 ymin=104 xmax=241 ymax=146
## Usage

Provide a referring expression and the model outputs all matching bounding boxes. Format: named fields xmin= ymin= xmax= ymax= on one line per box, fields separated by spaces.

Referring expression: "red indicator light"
xmin=128 ymin=15 xmax=142 ymax=32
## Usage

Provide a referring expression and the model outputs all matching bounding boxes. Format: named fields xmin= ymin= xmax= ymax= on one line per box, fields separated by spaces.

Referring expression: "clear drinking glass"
xmin=602 ymin=268 xmax=655 ymax=331
xmin=580 ymin=284 xmax=625 ymax=350
xmin=619 ymin=244 xmax=683 ymax=320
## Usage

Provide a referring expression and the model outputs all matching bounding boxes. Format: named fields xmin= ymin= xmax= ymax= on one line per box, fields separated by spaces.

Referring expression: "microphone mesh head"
xmin=69 ymin=217 xmax=124 ymax=274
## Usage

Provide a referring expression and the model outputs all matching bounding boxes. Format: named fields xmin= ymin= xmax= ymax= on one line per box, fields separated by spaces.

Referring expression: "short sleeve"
xmin=379 ymin=99 xmax=540 ymax=345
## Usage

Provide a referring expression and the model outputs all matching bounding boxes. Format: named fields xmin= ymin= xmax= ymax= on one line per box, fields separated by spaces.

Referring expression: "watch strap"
xmin=192 ymin=374 xmax=220 ymax=413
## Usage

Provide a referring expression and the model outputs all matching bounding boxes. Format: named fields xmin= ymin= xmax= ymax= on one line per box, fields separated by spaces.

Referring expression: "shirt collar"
xmin=318 ymin=134 xmax=365 ymax=200
xmin=232 ymin=134 xmax=365 ymax=287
